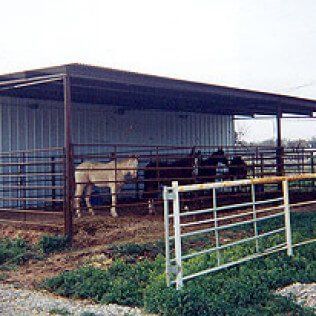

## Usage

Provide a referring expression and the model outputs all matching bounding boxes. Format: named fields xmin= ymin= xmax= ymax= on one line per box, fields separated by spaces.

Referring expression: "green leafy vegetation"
xmin=38 ymin=235 xmax=70 ymax=254
xmin=108 ymin=240 xmax=165 ymax=261
xmin=80 ymin=312 xmax=97 ymax=316
xmin=144 ymin=244 xmax=316 ymax=315
xmin=49 ymin=307 xmax=71 ymax=315
xmin=0 ymin=238 xmax=41 ymax=269
xmin=42 ymin=212 xmax=316 ymax=315
xmin=0 ymin=234 xmax=70 ymax=270
xmin=0 ymin=272 xmax=8 ymax=281
xmin=42 ymin=257 xmax=164 ymax=307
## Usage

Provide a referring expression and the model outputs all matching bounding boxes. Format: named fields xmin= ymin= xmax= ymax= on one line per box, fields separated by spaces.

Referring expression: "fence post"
xmin=282 ymin=179 xmax=293 ymax=256
xmin=63 ymin=74 xmax=74 ymax=240
xmin=51 ymin=156 xmax=56 ymax=210
xmin=276 ymin=146 xmax=284 ymax=191
xmin=311 ymin=152 xmax=315 ymax=188
xmin=213 ymin=188 xmax=221 ymax=266
xmin=163 ymin=186 xmax=171 ymax=287
xmin=172 ymin=181 xmax=183 ymax=290
xmin=251 ymin=183 xmax=259 ymax=252
xmin=20 ymin=152 xmax=27 ymax=211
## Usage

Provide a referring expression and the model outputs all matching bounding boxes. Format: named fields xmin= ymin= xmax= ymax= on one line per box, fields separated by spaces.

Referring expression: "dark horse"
xmin=143 ymin=148 xmax=229 ymax=213
xmin=197 ymin=148 xmax=229 ymax=183
xmin=228 ymin=155 xmax=248 ymax=192
xmin=143 ymin=148 xmax=201 ymax=213
xmin=228 ymin=156 xmax=248 ymax=180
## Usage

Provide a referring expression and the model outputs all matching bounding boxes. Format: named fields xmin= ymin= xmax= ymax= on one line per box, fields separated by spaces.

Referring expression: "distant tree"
xmin=234 ymin=125 xmax=249 ymax=146
xmin=284 ymin=139 xmax=310 ymax=148
xmin=309 ymin=137 xmax=316 ymax=148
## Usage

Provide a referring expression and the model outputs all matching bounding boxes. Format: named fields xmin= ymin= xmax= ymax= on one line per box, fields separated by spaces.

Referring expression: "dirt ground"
xmin=0 ymin=205 xmax=314 ymax=289
xmin=0 ymin=213 xmax=166 ymax=288
xmin=0 ymin=212 xmax=165 ymax=247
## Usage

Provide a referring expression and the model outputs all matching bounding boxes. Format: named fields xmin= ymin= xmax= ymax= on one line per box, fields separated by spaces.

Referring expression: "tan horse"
xmin=74 ymin=157 xmax=138 ymax=218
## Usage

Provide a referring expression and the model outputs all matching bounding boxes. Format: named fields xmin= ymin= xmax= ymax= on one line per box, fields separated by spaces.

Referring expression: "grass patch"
xmin=0 ymin=272 xmax=8 ymax=281
xmin=80 ymin=312 xmax=97 ymax=316
xmin=0 ymin=234 xmax=71 ymax=270
xmin=49 ymin=307 xmax=71 ymax=315
xmin=38 ymin=235 xmax=70 ymax=254
xmin=0 ymin=238 xmax=41 ymax=268
xmin=108 ymin=240 xmax=165 ymax=262
xmin=42 ymin=212 xmax=316 ymax=315
xmin=42 ymin=257 xmax=164 ymax=306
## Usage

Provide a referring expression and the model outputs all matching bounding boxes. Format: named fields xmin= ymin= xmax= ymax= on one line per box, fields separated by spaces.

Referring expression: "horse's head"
xmin=230 ymin=156 xmax=243 ymax=165
xmin=212 ymin=148 xmax=229 ymax=166
xmin=127 ymin=156 xmax=139 ymax=179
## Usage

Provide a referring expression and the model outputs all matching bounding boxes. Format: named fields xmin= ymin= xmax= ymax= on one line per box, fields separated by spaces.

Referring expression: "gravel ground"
xmin=0 ymin=283 xmax=149 ymax=316
xmin=2 ymin=281 xmax=315 ymax=315
xmin=276 ymin=282 xmax=316 ymax=310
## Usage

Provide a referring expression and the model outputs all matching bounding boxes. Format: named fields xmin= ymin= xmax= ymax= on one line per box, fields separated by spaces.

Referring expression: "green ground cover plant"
xmin=0 ymin=234 xmax=71 ymax=270
xmin=0 ymin=238 xmax=40 ymax=269
xmin=42 ymin=212 xmax=316 ymax=315
xmin=39 ymin=235 xmax=70 ymax=254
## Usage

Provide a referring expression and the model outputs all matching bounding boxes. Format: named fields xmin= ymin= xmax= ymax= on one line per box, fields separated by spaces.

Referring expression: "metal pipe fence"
xmin=71 ymin=144 xmax=316 ymax=216
xmin=0 ymin=147 xmax=65 ymax=231
xmin=163 ymin=174 xmax=316 ymax=290
xmin=1 ymin=143 xmax=316 ymax=238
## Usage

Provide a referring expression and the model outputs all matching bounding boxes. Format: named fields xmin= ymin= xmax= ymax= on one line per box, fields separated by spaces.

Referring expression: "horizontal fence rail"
xmin=1 ymin=143 xmax=316 ymax=237
xmin=71 ymin=144 xmax=316 ymax=217
xmin=0 ymin=147 xmax=65 ymax=231
xmin=164 ymin=174 xmax=316 ymax=289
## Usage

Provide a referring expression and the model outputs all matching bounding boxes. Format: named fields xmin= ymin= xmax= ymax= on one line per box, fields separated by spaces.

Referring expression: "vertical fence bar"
xmin=311 ymin=152 xmax=315 ymax=188
xmin=251 ymin=183 xmax=259 ymax=252
xmin=213 ymin=188 xmax=221 ymax=266
xmin=251 ymin=153 xmax=255 ymax=178
xmin=282 ymin=179 xmax=293 ymax=256
xmin=51 ymin=156 xmax=56 ymax=210
xmin=156 ymin=146 xmax=160 ymax=200
xmin=172 ymin=181 xmax=183 ymax=290
xmin=114 ymin=145 xmax=117 ymax=214
xmin=135 ymin=171 xmax=140 ymax=201
xmin=63 ymin=74 xmax=74 ymax=240
xmin=163 ymin=186 xmax=171 ymax=287
xmin=260 ymin=153 xmax=264 ymax=177
xmin=20 ymin=152 xmax=27 ymax=210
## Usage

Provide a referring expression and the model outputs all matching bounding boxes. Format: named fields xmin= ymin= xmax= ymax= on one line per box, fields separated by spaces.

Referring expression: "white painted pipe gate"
xmin=163 ymin=174 xmax=316 ymax=290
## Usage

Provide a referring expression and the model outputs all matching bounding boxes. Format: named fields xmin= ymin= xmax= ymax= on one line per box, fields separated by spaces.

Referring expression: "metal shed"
xmin=1 ymin=63 xmax=316 ymax=238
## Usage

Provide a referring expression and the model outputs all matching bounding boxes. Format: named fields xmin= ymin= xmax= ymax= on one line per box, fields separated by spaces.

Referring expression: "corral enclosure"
xmin=0 ymin=63 xmax=316 ymax=238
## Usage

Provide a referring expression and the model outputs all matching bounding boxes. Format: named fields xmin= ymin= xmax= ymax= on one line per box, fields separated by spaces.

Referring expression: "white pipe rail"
xmin=163 ymin=173 xmax=316 ymax=289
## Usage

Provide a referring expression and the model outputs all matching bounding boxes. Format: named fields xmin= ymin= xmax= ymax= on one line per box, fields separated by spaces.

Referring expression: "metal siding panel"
xmin=2 ymin=106 xmax=10 ymax=151
xmin=0 ymin=96 xmax=234 ymax=150
xmin=0 ymin=102 xmax=2 ymax=152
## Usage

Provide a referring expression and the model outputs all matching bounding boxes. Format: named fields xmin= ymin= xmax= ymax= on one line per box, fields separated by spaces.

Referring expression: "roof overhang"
xmin=0 ymin=63 xmax=315 ymax=116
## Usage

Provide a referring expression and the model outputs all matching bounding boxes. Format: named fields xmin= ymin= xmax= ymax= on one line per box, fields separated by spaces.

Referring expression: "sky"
xmin=0 ymin=0 xmax=315 ymax=142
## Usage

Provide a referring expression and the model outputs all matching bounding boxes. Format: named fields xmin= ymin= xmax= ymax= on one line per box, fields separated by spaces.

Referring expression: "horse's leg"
xmin=109 ymin=184 xmax=118 ymax=217
xmin=74 ymin=183 xmax=85 ymax=218
xmin=85 ymin=184 xmax=95 ymax=216
xmin=148 ymin=198 xmax=155 ymax=214
xmin=146 ymin=181 xmax=155 ymax=215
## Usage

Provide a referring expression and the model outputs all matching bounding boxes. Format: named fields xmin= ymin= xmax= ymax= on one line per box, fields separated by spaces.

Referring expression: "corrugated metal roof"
xmin=0 ymin=63 xmax=315 ymax=116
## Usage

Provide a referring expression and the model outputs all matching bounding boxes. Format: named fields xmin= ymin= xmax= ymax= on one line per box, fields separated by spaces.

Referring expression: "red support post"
xmin=63 ymin=74 xmax=74 ymax=240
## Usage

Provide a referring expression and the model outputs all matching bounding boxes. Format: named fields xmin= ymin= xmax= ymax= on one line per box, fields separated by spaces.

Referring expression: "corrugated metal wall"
xmin=0 ymin=96 xmax=234 ymax=209
xmin=0 ymin=96 xmax=234 ymax=151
